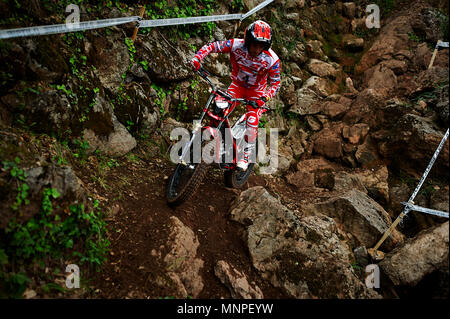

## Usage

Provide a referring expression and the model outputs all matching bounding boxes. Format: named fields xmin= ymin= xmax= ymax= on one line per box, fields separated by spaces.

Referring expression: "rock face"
xmin=353 ymin=166 xmax=390 ymax=205
xmin=25 ymin=165 xmax=85 ymax=201
xmin=342 ymin=2 xmax=356 ymax=19
xmin=430 ymin=187 xmax=450 ymax=213
xmin=355 ymin=13 xmax=412 ymax=75
xmin=229 ymin=186 xmax=381 ymax=299
xmin=287 ymin=157 xmax=338 ymax=189
xmin=82 ymin=95 xmax=136 ymax=157
xmin=364 ymin=64 xmax=398 ymax=92
xmin=342 ymin=124 xmax=370 ymax=145
xmin=141 ymin=31 xmax=191 ymax=82
xmin=214 ymin=260 xmax=264 ymax=299
xmin=304 ymin=189 xmax=404 ymax=251
xmin=373 ymin=113 xmax=449 ymax=175
xmin=303 ymin=76 xmax=335 ymax=97
xmin=332 ymin=171 xmax=367 ymax=194
xmin=410 ymin=7 xmax=447 ymax=43
xmin=312 ymin=124 xmax=344 ymax=159
xmin=379 ymin=222 xmax=449 ymax=286
xmin=91 ymin=34 xmax=130 ymax=95
xmin=1 ymin=90 xmax=75 ymax=138
xmin=164 ymin=216 xmax=204 ymax=298
xmin=321 ymin=99 xmax=351 ymax=119
xmin=290 ymin=88 xmax=321 ymax=115
xmin=306 ymin=59 xmax=338 ymax=79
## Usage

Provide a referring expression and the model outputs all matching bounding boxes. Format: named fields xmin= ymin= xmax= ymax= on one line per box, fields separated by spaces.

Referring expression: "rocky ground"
xmin=0 ymin=0 xmax=448 ymax=299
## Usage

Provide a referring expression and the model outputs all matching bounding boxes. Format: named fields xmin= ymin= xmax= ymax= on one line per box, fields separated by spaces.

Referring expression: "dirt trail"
xmin=81 ymin=142 xmax=292 ymax=299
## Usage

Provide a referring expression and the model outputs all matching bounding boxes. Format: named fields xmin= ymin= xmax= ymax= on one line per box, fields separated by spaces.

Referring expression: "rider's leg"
xmin=237 ymin=106 xmax=267 ymax=171
xmin=227 ymin=83 xmax=267 ymax=171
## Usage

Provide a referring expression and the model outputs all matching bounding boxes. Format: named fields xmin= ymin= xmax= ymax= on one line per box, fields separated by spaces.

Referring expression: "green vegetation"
xmin=142 ymin=0 xmax=218 ymax=40
xmin=374 ymin=0 xmax=398 ymax=15
xmin=353 ymin=27 xmax=378 ymax=39
xmin=152 ymin=83 xmax=171 ymax=117
xmin=52 ymin=143 xmax=69 ymax=166
xmin=125 ymin=37 xmax=136 ymax=69
xmin=176 ymin=96 xmax=189 ymax=121
xmin=231 ymin=0 xmax=244 ymax=11
xmin=438 ymin=11 xmax=449 ymax=41
xmin=0 ymin=157 xmax=110 ymax=298
xmin=72 ymin=138 xmax=90 ymax=161
xmin=351 ymin=261 xmax=363 ymax=277
xmin=4 ymin=188 xmax=109 ymax=262
xmin=408 ymin=31 xmax=424 ymax=43
xmin=139 ymin=60 xmax=149 ymax=71
xmin=258 ymin=117 xmax=267 ymax=128
xmin=2 ymin=158 xmax=30 ymax=211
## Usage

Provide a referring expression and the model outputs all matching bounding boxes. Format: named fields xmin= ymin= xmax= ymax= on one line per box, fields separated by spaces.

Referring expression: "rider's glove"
xmin=190 ymin=57 xmax=201 ymax=71
xmin=255 ymin=96 xmax=267 ymax=108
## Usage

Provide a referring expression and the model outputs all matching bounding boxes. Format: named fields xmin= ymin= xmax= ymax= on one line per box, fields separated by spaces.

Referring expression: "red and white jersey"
xmin=194 ymin=39 xmax=281 ymax=100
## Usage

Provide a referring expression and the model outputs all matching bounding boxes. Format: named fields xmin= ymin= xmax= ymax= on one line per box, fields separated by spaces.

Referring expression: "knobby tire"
xmin=167 ymin=162 xmax=209 ymax=207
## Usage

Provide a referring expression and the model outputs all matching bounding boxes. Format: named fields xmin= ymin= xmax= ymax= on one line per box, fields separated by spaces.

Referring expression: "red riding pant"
xmin=227 ymin=82 xmax=267 ymax=143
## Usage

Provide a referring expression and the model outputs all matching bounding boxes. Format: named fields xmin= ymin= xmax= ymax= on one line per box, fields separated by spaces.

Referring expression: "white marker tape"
xmin=0 ymin=16 xmax=140 ymax=39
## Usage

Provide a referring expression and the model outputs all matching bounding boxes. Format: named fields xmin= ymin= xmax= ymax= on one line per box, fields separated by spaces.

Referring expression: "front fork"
xmin=178 ymin=93 xmax=215 ymax=165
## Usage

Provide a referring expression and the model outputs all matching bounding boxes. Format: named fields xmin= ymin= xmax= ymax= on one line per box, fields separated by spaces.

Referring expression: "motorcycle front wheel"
xmin=166 ymin=162 xmax=208 ymax=207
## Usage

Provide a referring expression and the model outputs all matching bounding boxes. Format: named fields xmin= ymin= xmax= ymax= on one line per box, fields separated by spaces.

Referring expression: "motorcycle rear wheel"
xmin=224 ymin=163 xmax=255 ymax=188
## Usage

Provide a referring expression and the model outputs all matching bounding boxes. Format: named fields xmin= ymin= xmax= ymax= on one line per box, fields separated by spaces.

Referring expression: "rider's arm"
xmin=263 ymin=60 xmax=281 ymax=101
xmin=193 ymin=39 xmax=234 ymax=62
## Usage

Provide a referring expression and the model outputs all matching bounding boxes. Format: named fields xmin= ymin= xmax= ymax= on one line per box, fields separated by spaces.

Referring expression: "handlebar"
xmin=187 ymin=60 xmax=270 ymax=110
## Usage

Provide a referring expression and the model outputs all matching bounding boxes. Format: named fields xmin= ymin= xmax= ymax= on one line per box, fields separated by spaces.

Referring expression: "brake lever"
xmin=185 ymin=59 xmax=209 ymax=77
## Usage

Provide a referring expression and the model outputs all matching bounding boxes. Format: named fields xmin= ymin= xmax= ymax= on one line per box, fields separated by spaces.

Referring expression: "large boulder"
xmin=363 ymin=64 xmax=398 ymax=93
xmin=343 ymin=88 xmax=387 ymax=125
xmin=354 ymin=136 xmax=380 ymax=167
xmin=214 ymin=260 xmax=264 ymax=299
xmin=379 ymin=222 xmax=449 ymax=286
xmin=306 ymin=59 xmax=339 ymax=79
xmin=287 ymin=157 xmax=338 ymax=189
xmin=379 ymin=59 xmax=408 ymax=75
xmin=355 ymin=12 xmax=413 ymax=74
xmin=163 ymin=216 xmax=204 ymax=298
xmin=302 ymin=76 xmax=335 ymax=97
xmin=321 ymin=100 xmax=351 ymax=119
xmin=430 ymin=187 xmax=450 ymax=213
xmin=90 ymin=34 xmax=130 ymax=95
xmin=342 ymin=2 xmax=356 ymax=19
xmin=290 ymin=88 xmax=321 ymax=115
xmin=24 ymin=165 xmax=85 ymax=201
xmin=374 ymin=114 xmax=449 ymax=175
xmin=304 ymin=189 xmax=405 ymax=251
xmin=342 ymin=34 xmax=364 ymax=51
xmin=0 ymin=164 xmax=87 ymax=228
xmin=353 ymin=165 xmax=390 ymax=205
xmin=229 ymin=186 xmax=381 ymax=299
xmin=82 ymin=95 xmax=136 ymax=157
xmin=1 ymin=90 xmax=75 ymax=139
xmin=410 ymin=7 xmax=446 ymax=43
xmin=140 ymin=31 xmax=192 ymax=82
xmin=289 ymin=42 xmax=308 ymax=65
xmin=312 ymin=124 xmax=345 ymax=159
xmin=434 ymin=84 xmax=449 ymax=126
xmin=342 ymin=123 xmax=370 ymax=145
xmin=332 ymin=171 xmax=367 ymax=194
xmin=258 ymin=143 xmax=295 ymax=175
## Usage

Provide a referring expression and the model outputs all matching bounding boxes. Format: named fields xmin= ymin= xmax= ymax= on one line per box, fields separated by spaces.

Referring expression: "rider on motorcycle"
xmin=190 ymin=20 xmax=281 ymax=171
